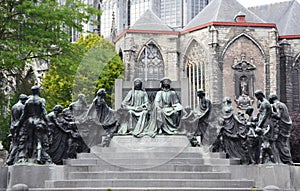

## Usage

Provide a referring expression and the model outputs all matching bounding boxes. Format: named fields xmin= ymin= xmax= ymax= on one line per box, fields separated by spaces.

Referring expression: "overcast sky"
xmin=236 ymin=0 xmax=299 ymax=7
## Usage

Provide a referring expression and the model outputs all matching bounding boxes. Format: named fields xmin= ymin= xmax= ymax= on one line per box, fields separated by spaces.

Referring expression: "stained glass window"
xmin=185 ymin=41 xmax=206 ymax=109
xmin=135 ymin=44 xmax=164 ymax=81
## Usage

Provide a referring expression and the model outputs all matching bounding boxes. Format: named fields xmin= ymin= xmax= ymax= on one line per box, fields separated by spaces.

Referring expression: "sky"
xmin=236 ymin=0 xmax=299 ymax=7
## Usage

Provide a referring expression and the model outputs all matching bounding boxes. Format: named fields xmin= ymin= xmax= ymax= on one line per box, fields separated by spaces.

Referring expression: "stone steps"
xmin=68 ymin=171 xmax=232 ymax=179
xmin=45 ymin=179 xmax=255 ymax=188
xmin=67 ymin=163 xmax=217 ymax=171
xmin=90 ymin=146 xmax=213 ymax=153
xmin=77 ymin=151 xmax=226 ymax=159
xmin=37 ymin=136 xmax=258 ymax=191
xmin=65 ymin=157 xmax=240 ymax=166
xmin=30 ymin=187 xmax=262 ymax=191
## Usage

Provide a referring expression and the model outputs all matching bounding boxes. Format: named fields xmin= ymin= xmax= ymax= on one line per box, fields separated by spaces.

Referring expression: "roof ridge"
xmin=248 ymin=0 xmax=295 ymax=8
xmin=130 ymin=9 xmax=172 ymax=31
xmin=214 ymin=0 xmax=222 ymax=21
xmin=280 ymin=0 xmax=298 ymax=34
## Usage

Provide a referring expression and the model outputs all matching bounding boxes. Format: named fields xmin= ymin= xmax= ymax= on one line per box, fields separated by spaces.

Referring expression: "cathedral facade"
xmin=114 ymin=0 xmax=300 ymax=112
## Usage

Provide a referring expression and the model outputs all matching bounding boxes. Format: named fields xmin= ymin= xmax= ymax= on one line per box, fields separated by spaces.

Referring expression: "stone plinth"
xmin=0 ymin=167 xmax=8 ymax=191
xmin=109 ymin=135 xmax=191 ymax=148
xmin=214 ymin=164 xmax=300 ymax=190
xmin=6 ymin=165 xmax=66 ymax=190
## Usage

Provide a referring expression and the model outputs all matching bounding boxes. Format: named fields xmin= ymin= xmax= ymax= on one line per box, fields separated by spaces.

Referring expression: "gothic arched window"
xmin=185 ymin=41 xmax=206 ymax=109
xmin=135 ymin=43 xmax=164 ymax=81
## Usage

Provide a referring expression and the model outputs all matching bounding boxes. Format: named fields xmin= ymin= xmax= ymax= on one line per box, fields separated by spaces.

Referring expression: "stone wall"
xmin=115 ymin=32 xmax=180 ymax=81
xmin=279 ymin=38 xmax=300 ymax=112
xmin=115 ymin=26 xmax=297 ymax=110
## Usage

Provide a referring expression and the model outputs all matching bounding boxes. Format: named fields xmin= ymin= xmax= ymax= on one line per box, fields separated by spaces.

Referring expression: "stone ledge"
xmin=109 ymin=135 xmax=191 ymax=148
xmin=214 ymin=165 xmax=300 ymax=190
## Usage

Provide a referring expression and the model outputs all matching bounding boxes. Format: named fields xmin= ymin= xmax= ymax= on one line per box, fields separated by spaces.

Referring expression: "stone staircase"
xmin=31 ymin=136 xmax=261 ymax=191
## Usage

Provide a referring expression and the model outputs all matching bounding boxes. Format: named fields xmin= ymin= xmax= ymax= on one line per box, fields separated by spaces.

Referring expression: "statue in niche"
xmin=236 ymin=76 xmax=253 ymax=109
xmin=240 ymin=76 xmax=248 ymax=95
xmin=268 ymin=93 xmax=293 ymax=165
xmin=118 ymin=78 xmax=150 ymax=137
xmin=232 ymin=55 xmax=255 ymax=109
xmin=6 ymin=94 xmax=28 ymax=165
xmin=254 ymin=90 xmax=278 ymax=164
xmin=15 ymin=86 xmax=52 ymax=164
xmin=143 ymin=77 xmax=183 ymax=137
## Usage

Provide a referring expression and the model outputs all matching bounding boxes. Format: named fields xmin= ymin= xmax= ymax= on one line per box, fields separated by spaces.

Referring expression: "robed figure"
xmin=144 ymin=78 xmax=183 ymax=137
xmin=118 ymin=78 xmax=150 ymax=137
xmin=194 ymin=89 xmax=211 ymax=143
xmin=269 ymin=93 xmax=293 ymax=165
xmin=218 ymin=97 xmax=247 ymax=163
xmin=85 ymin=89 xmax=118 ymax=146
xmin=47 ymin=105 xmax=69 ymax=164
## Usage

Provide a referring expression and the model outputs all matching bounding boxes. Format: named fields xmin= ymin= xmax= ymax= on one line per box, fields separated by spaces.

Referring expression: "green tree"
xmin=42 ymin=34 xmax=124 ymax=111
xmin=0 ymin=0 xmax=101 ymax=69
xmin=73 ymin=34 xmax=124 ymax=105
xmin=41 ymin=45 xmax=84 ymax=111
xmin=95 ymin=55 xmax=124 ymax=107
xmin=0 ymin=0 xmax=101 ymax=145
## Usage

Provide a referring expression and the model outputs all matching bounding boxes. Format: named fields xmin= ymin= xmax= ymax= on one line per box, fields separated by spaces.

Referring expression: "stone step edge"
xmin=29 ymin=187 xmax=263 ymax=191
xmin=65 ymin=158 xmax=238 ymax=163
xmin=45 ymin=179 xmax=254 ymax=183
xmin=66 ymin=163 xmax=236 ymax=167
xmin=68 ymin=171 xmax=231 ymax=174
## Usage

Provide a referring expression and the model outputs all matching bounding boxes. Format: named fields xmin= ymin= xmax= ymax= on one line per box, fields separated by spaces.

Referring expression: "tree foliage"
xmin=73 ymin=34 xmax=124 ymax=105
xmin=0 ymin=0 xmax=101 ymax=145
xmin=0 ymin=0 xmax=101 ymax=69
xmin=42 ymin=34 xmax=124 ymax=111
xmin=41 ymin=45 xmax=84 ymax=111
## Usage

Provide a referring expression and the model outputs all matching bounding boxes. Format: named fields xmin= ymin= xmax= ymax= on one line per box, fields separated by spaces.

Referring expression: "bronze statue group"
xmin=212 ymin=90 xmax=293 ymax=165
xmin=6 ymin=78 xmax=294 ymax=166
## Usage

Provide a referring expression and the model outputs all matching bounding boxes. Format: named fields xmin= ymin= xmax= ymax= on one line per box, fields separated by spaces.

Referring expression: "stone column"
xmin=268 ymin=28 xmax=280 ymax=96
xmin=114 ymin=79 xmax=123 ymax=110
xmin=279 ymin=39 xmax=293 ymax=110
xmin=122 ymin=37 xmax=137 ymax=81
xmin=208 ymin=26 xmax=222 ymax=103
xmin=123 ymin=50 xmax=135 ymax=81
xmin=166 ymin=51 xmax=178 ymax=80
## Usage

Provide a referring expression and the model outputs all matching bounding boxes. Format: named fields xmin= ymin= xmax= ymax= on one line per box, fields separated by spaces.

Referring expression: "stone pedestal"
xmin=0 ymin=167 xmax=8 ymax=191
xmin=6 ymin=165 xmax=65 ymax=191
xmin=109 ymin=135 xmax=191 ymax=148
xmin=0 ymin=147 xmax=7 ymax=166
xmin=1 ymin=135 xmax=300 ymax=191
